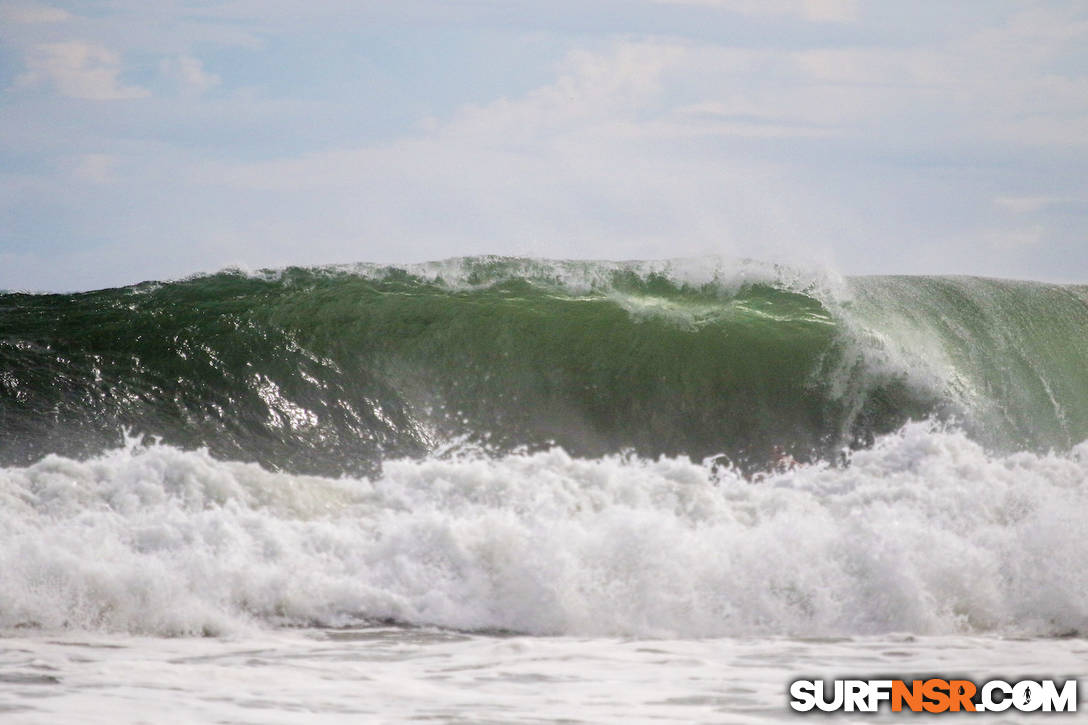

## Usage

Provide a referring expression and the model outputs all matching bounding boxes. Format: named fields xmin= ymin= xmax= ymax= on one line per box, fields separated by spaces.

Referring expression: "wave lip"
xmin=1 ymin=424 xmax=1087 ymax=638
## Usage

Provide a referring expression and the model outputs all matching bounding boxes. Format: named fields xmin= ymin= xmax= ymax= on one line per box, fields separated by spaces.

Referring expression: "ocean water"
xmin=3 ymin=631 xmax=1085 ymax=723
xmin=1 ymin=257 xmax=1086 ymax=721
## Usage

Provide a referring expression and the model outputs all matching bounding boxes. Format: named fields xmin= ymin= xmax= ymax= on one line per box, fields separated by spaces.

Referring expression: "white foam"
xmin=240 ymin=254 xmax=848 ymax=300
xmin=1 ymin=423 xmax=1086 ymax=638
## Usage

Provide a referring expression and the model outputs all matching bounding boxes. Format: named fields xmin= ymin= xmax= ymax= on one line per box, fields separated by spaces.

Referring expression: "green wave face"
xmin=1 ymin=258 xmax=1085 ymax=475
xmin=845 ymin=275 xmax=1088 ymax=452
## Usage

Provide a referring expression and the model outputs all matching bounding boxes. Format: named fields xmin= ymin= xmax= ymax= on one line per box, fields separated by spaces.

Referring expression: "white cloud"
xmin=160 ymin=55 xmax=220 ymax=95
xmin=179 ymin=41 xmax=847 ymax=271
xmin=800 ymin=0 xmax=857 ymax=23
xmin=199 ymin=41 xmax=689 ymax=191
xmin=16 ymin=41 xmax=150 ymax=100
xmin=0 ymin=1 xmax=70 ymax=24
xmin=434 ymin=41 xmax=683 ymax=146
xmin=4 ymin=4 xmax=1088 ymax=289
xmin=650 ymin=0 xmax=858 ymax=23
xmin=982 ymin=226 xmax=1044 ymax=250
xmin=72 ymin=153 xmax=118 ymax=183
xmin=678 ymin=8 xmax=1088 ymax=148
xmin=995 ymin=196 xmax=1078 ymax=214
xmin=170 ymin=25 xmax=1087 ymax=280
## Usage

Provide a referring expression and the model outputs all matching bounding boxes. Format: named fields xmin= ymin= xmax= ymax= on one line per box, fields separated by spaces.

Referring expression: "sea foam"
xmin=1 ymin=423 xmax=1086 ymax=638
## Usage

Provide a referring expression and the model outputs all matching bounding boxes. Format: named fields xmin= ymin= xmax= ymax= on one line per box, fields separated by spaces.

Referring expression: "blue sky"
xmin=2 ymin=0 xmax=1087 ymax=291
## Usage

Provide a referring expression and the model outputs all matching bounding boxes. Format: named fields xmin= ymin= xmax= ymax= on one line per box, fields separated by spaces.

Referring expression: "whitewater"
xmin=1 ymin=257 xmax=1086 ymax=721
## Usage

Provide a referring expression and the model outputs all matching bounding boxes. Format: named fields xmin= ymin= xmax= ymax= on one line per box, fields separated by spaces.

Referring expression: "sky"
xmin=1 ymin=0 xmax=1087 ymax=291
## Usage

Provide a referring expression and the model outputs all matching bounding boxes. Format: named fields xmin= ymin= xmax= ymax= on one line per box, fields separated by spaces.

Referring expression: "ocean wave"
xmin=2 ymin=257 xmax=1085 ymax=475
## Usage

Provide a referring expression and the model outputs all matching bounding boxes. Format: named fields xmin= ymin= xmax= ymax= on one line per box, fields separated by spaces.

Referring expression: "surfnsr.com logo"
xmin=789 ymin=678 xmax=1078 ymax=713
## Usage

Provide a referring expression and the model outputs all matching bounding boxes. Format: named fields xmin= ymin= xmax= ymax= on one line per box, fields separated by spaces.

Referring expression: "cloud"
xmin=3 ymin=3 xmax=1087 ymax=290
xmin=0 ymin=1 xmax=69 ymax=24
xmin=800 ymin=0 xmax=857 ymax=23
xmin=160 ymin=55 xmax=220 ymax=95
xmin=434 ymin=41 xmax=683 ymax=145
xmin=72 ymin=154 xmax=118 ymax=183
xmin=170 ymin=25 xmax=1087 ymax=281
xmin=995 ymin=196 xmax=1083 ymax=214
xmin=199 ymin=41 xmax=688 ymax=191
xmin=650 ymin=0 xmax=858 ymax=23
xmin=982 ymin=226 xmax=1044 ymax=250
xmin=179 ymin=40 xmax=843 ymax=271
xmin=16 ymin=41 xmax=150 ymax=100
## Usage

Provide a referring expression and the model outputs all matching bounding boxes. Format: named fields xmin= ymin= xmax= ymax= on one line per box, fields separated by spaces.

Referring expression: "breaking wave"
xmin=1 ymin=426 xmax=1086 ymax=637
xmin=2 ymin=256 xmax=1086 ymax=637
xmin=2 ymin=257 xmax=1086 ymax=475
